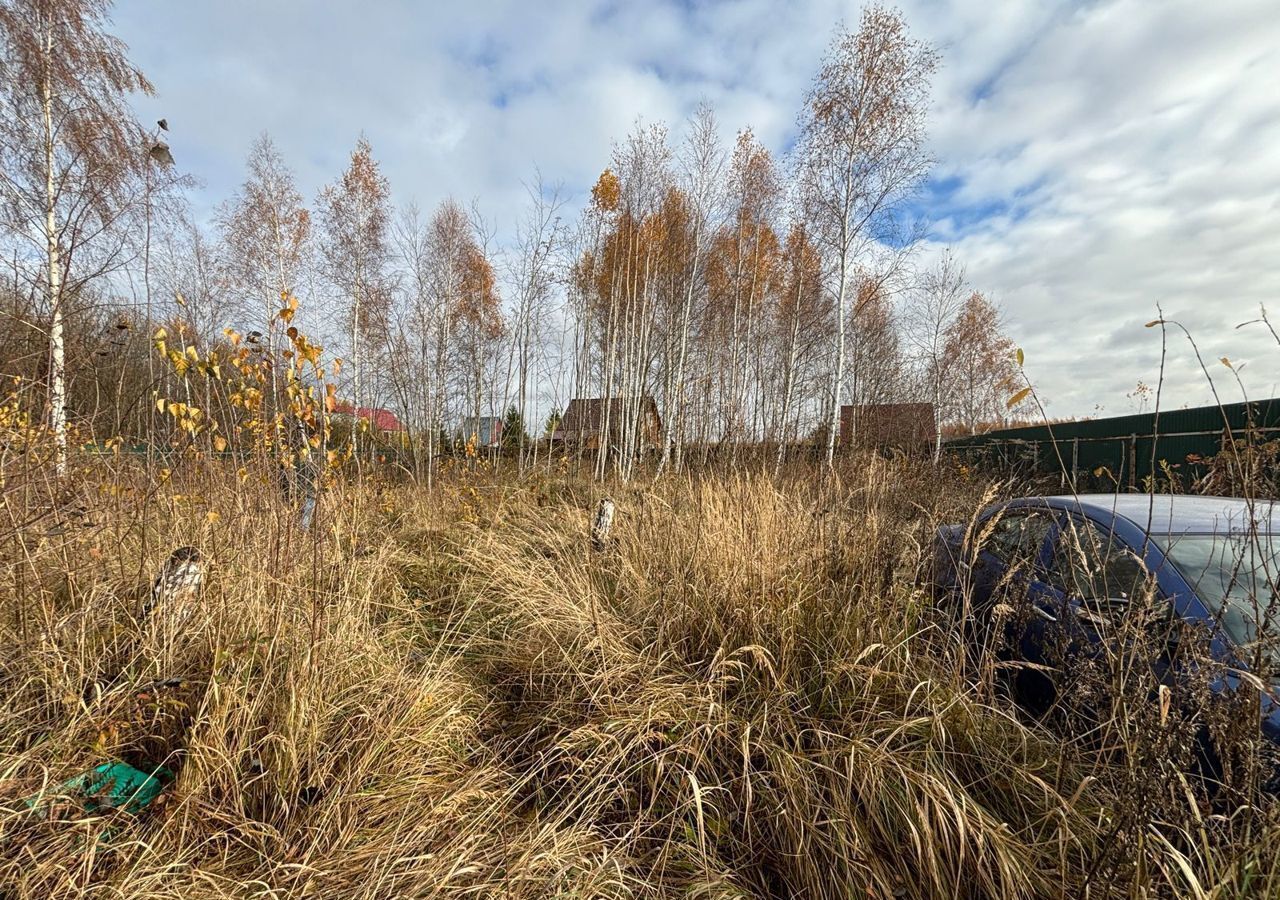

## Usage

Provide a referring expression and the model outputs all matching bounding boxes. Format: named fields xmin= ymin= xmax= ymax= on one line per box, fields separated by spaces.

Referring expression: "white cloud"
xmin=111 ymin=0 xmax=1280 ymax=416
xmin=908 ymin=0 xmax=1280 ymax=414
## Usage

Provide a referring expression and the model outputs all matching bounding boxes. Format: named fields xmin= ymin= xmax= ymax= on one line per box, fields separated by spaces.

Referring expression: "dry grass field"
xmin=2 ymin=451 xmax=1278 ymax=900
xmin=3 ymin=0 xmax=1278 ymax=895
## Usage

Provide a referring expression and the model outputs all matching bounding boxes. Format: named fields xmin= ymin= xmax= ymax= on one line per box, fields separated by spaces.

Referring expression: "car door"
xmin=1043 ymin=513 xmax=1154 ymax=639
xmin=1016 ymin=513 xmax=1165 ymax=712
xmin=965 ymin=509 xmax=1063 ymax=698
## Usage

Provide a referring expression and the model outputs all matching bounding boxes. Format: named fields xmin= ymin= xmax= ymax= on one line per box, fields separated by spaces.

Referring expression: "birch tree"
xmin=706 ymin=128 xmax=780 ymax=455
xmin=583 ymin=122 xmax=671 ymax=480
xmin=218 ymin=135 xmax=311 ymax=348
xmin=217 ymin=135 xmax=310 ymax=448
xmin=943 ymin=290 xmax=1018 ymax=434
xmin=455 ymin=232 xmax=504 ymax=445
xmin=387 ymin=202 xmax=435 ymax=477
xmin=848 ymin=277 xmax=904 ymax=412
xmin=506 ymin=174 xmax=563 ymax=470
xmin=662 ymin=102 xmax=724 ymax=471
xmin=317 ymin=136 xmax=391 ymax=455
xmin=0 ymin=0 xmax=153 ymax=473
xmin=796 ymin=7 xmax=937 ymax=467
xmin=771 ymin=220 xmax=825 ymax=472
xmin=905 ymin=250 xmax=966 ymax=459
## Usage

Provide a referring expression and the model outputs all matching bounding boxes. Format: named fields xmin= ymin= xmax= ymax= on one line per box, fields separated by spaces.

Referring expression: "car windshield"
xmin=1156 ymin=532 xmax=1280 ymax=662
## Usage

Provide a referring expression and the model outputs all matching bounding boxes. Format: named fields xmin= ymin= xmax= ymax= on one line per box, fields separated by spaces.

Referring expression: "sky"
xmin=111 ymin=0 xmax=1280 ymax=418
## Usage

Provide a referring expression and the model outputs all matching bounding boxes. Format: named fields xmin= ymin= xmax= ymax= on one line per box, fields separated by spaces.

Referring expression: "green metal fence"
xmin=943 ymin=398 xmax=1280 ymax=490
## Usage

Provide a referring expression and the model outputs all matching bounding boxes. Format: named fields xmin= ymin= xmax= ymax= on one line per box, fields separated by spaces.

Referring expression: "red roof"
xmin=333 ymin=402 xmax=405 ymax=432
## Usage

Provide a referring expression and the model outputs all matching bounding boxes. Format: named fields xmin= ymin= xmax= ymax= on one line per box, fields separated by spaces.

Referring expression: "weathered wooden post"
xmin=591 ymin=497 xmax=615 ymax=551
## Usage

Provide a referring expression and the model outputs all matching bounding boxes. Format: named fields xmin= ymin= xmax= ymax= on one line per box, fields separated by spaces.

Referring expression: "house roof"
xmin=557 ymin=397 xmax=659 ymax=435
xmin=333 ymin=402 xmax=405 ymax=432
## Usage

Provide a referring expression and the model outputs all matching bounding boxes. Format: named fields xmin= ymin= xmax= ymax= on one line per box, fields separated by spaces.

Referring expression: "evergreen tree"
xmin=543 ymin=407 xmax=562 ymax=438
xmin=501 ymin=405 xmax=529 ymax=451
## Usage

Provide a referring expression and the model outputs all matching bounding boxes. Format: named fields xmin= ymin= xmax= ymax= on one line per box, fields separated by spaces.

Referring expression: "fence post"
xmin=1128 ymin=434 xmax=1137 ymax=490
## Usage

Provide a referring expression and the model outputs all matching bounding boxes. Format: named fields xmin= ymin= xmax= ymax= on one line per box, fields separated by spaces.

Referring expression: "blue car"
xmin=932 ymin=494 xmax=1280 ymax=750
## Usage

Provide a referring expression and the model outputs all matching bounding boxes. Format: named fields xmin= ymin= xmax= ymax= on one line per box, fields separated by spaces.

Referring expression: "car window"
xmin=1156 ymin=533 xmax=1279 ymax=663
xmin=1048 ymin=517 xmax=1149 ymax=600
xmin=984 ymin=510 xmax=1054 ymax=569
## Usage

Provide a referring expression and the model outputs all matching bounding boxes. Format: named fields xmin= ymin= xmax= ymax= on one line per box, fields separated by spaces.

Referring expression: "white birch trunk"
xmin=42 ymin=35 xmax=67 ymax=476
xmin=826 ymin=264 xmax=847 ymax=467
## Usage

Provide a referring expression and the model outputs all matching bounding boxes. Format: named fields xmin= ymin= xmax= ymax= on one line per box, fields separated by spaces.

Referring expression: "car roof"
xmin=1033 ymin=493 xmax=1279 ymax=536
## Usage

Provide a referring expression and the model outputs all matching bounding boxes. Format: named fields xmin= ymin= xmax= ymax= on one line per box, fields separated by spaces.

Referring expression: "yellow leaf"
xmin=156 ymin=398 xmax=166 ymax=414
xmin=1144 ymin=319 xmax=1162 ymax=328
xmin=1220 ymin=357 xmax=1232 ymax=368
xmin=1006 ymin=386 xmax=1032 ymax=410
xmin=237 ymin=467 xmax=248 ymax=483
xmin=1015 ymin=347 xmax=1024 ymax=367
xmin=205 ymin=510 xmax=221 ymax=525
xmin=154 ymin=327 xmax=168 ymax=341
xmin=213 ymin=435 xmax=228 ymax=453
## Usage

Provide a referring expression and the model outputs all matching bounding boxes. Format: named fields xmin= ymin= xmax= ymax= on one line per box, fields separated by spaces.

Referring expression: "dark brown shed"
xmin=839 ymin=403 xmax=935 ymax=451
xmin=553 ymin=397 xmax=662 ymax=451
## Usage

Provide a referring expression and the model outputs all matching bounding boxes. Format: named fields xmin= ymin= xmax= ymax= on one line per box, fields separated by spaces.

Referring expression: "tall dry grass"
xmin=2 ymin=451 xmax=1278 ymax=898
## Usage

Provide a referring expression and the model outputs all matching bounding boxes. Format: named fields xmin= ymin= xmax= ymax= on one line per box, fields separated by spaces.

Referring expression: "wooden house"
xmin=552 ymin=397 xmax=662 ymax=452
xmin=839 ymin=402 xmax=935 ymax=452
